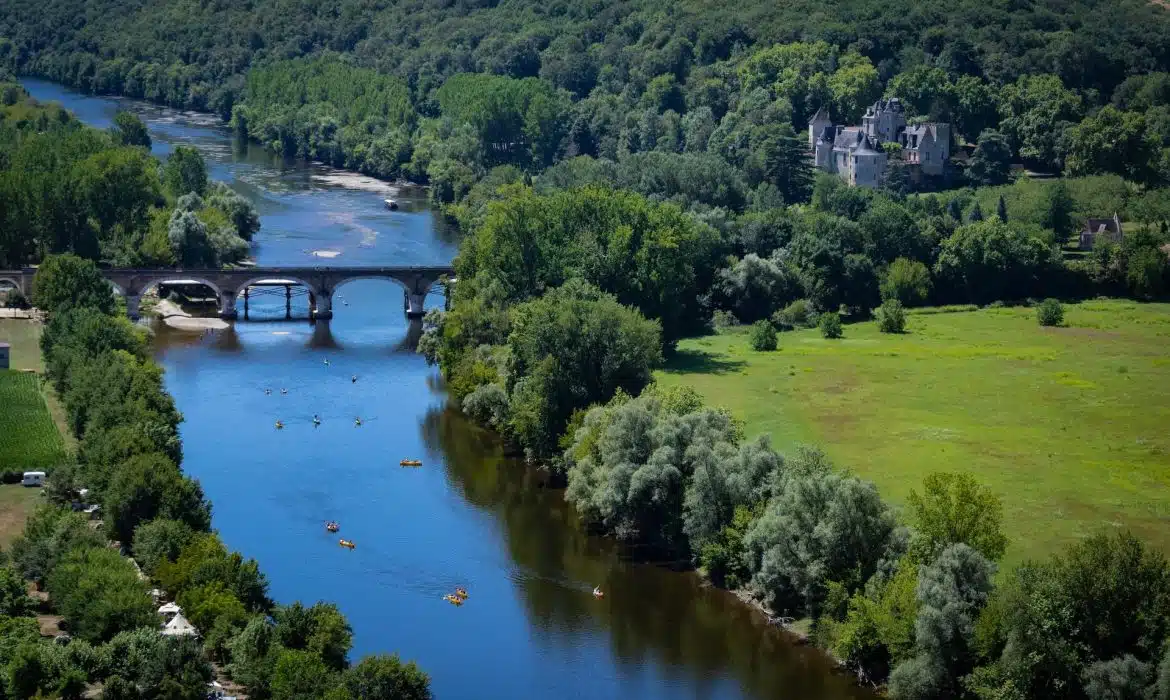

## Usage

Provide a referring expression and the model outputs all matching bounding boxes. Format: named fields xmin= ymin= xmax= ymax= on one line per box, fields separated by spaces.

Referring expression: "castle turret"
xmin=808 ymin=106 xmax=831 ymax=150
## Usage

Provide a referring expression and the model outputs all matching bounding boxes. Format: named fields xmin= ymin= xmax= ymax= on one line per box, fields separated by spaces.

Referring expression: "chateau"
xmin=808 ymin=98 xmax=952 ymax=188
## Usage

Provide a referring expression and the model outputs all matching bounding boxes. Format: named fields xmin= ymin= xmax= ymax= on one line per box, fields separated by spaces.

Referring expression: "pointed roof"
xmin=808 ymin=106 xmax=830 ymax=124
xmin=158 ymin=602 xmax=182 ymax=615
xmin=853 ymin=134 xmax=882 ymax=156
xmin=161 ymin=612 xmax=197 ymax=637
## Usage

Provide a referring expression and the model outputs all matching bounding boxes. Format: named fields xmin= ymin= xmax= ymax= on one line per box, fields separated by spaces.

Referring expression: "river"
xmin=21 ymin=77 xmax=874 ymax=700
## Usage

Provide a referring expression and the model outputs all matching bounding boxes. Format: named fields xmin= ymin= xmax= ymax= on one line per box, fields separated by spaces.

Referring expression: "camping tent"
xmin=161 ymin=613 xmax=197 ymax=637
xmin=158 ymin=602 xmax=181 ymax=616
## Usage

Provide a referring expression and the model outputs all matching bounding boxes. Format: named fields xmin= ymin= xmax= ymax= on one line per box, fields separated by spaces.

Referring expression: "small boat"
xmin=275 ymin=421 xmax=284 ymax=430
xmin=592 ymin=586 xmax=604 ymax=599
xmin=355 ymin=418 xmax=364 ymax=427
xmin=454 ymin=587 xmax=468 ymax=600
xmin=400 ymin=459 xmax=422 ymax=467
xmin=326 ymin=522 xmax=339 ymax=533
xmin=280 ymin=388 xmax=288 ymax=395
xmin=351 ymin=375 xmax=358 ymax=383
xmin=442 ymin=594 xmax=463 ymax=606
xmin=323 ymin=358 xmax=330 ymax=366
xmin=264 ymin=388 xmax=272 ymax=395
xmin=312 ymin=416 xmax=321 ymax=427
xmin=384 ymin=198 xmax=399 ymax=211
xmin=338 ymin=539 xmax=355 ymax=549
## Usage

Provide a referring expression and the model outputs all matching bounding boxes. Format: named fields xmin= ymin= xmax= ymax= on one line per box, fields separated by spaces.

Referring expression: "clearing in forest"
xmin=658 ymin=299 xmax=1170 ymax=565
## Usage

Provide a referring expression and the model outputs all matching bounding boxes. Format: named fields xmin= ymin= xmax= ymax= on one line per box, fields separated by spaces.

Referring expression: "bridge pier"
xmin=125 ymin=295 xmax=142 ymax=321
xmin=219 ymin=292 xmax=238 ymax=320
xmin=405 ymin=291 xmax=426 ymax=319
xmin=312 ymin=291 xmax=333 ymax=320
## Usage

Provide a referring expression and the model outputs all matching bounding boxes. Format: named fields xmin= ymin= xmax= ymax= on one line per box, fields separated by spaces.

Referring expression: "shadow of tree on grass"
xmin=661 ymin=349 xmax=747 ymax=375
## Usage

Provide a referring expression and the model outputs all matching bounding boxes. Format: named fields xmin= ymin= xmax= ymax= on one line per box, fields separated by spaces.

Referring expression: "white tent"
xmin=161 ymin=613 xmax=197 ymax=637
xmin=158 ymin=601 xmax=182 ymax=616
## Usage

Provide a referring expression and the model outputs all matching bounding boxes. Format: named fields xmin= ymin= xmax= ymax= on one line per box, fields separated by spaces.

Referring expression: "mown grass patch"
xmin=0 ymin=370 xmax=68 ymax=471
xmin=658 ymin=299 xmax=1170 ymax=565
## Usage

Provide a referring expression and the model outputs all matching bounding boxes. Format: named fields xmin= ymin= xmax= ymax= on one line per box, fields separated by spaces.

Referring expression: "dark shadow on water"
xmin=661 ymin=349 xmax=747 ymax=375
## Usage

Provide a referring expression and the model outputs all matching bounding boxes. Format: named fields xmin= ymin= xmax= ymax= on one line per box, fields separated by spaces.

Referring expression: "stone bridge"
xmin=0 ymin=266 xmax=454 ymax=320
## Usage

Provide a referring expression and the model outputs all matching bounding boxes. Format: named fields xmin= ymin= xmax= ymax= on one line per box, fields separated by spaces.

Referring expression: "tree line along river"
xmin=20 ymin=77 xmax=874 ymax=700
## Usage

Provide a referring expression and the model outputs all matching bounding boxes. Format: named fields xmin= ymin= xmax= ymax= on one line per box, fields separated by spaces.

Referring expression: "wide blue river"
xmin=22 ymin=78 xmax=872 ymax=700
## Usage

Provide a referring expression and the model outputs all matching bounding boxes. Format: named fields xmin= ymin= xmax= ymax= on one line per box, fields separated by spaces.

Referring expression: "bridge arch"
xmin=330 ymin=273 xmax=446 ymax=319
xmin=0 ymin=276 xmax=23 ymax=294
xmin=136 ymin=276 xmax=224 ymax=299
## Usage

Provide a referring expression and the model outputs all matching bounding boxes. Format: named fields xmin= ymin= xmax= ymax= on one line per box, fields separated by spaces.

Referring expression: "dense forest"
xmin=0 ymin=81 xmax=259 ymax=270
xmin=0 ymin=255 xmax=431 ymax=699
xmin=2 ymin=0 xmax=1170 ymax=196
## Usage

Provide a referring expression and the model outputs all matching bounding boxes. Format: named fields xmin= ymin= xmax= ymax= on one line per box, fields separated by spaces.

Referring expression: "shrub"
xmin=748 ymin=320 xmax=777 ymax=351
xmin=820 ymin=312 xmax=843 ymax=339
xmin=875 ymin=299 xmax=906 ymax=334
xmin=1037 ymin=298 xmax=1064 ymax=327
xmin=772 ymin=298 xmax=817 ymax=330
xmin=712 ymin=309 xmax=740 ymax=330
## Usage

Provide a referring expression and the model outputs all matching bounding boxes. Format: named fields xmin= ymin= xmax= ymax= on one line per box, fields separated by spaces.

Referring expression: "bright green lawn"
xmin=658 ymin=299 xmax=1170 ymax=565
xmin=0 ymin=319 xmax=73 ymax=451
xmin=0 ymin=370 xmax=68 ymax=471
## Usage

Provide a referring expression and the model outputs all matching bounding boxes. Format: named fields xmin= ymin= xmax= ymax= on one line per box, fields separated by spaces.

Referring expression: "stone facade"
xmin=809 ymin=99 xmax=952 ymax=188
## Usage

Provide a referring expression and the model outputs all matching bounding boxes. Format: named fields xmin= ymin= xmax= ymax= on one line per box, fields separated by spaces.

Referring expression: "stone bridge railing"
xmin=0 ymin=266 xmax=454 ymax=320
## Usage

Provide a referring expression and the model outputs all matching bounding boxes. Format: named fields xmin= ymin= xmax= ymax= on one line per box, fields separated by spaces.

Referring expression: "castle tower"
xmin=808 ymin=106 xmax=831 ymax=150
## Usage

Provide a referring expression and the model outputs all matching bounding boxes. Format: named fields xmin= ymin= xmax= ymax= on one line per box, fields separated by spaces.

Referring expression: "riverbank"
xmin=153 ymin=297 xmax=229 ymax=331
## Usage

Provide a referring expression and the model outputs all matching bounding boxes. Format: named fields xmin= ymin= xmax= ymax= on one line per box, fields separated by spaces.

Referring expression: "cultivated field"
xmin=0 ymin=370 xmax=68 ymax=471
xmin=659 ymin=299 xmax=1170 ymax=564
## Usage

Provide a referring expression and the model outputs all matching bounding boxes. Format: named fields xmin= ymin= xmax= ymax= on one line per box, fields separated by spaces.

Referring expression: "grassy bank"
xmin=0 ymin=484 xmax=41 ymax=549
xmin=658 ymin=299 xmax=1170 ymax=565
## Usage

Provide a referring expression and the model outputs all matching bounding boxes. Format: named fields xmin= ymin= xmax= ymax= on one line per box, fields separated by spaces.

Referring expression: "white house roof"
xmin=158 ymin=602 xmax=182 ymax=615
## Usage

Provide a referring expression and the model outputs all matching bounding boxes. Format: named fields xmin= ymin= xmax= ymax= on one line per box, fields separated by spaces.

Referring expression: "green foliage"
xmin=907 ymin=472 xmax=1008 ymax=562
xmin=968 ymin=131 xmax=1013 ymax=187
xmin=748 ymin=320 xmax=777 ymax=351
xmin=103 ymin=452 xmax=211 ymax=546
xmin=162 ymin=146 xmax=208 ymax=197
xmin=819 ymin=312 xmax=843 ymax=339
xmin=131 ymin=518 xmax=195 ymax=576
xmin=271 ymin=648 xmax=336 ymax=700
xmin=46 ymin=546 xmax=157 ymax=642
xmin=1037 ymin=298 xmax=1065 ymax=327
xmin=889 ymin=544 xmax=996 ymax=700
xmin=341 ymin=654 xmax=432 ymax=700
xmin=111 ymin=111 xmax=151 ymax=149
xmin=699 ymin=505 xmax=759 ymax=589
xmin=771 ymin=298 xmax=817 ymax=331
xmin=834 ymin=556 xmax=920 ymax=682
xmin=973 ymin=532 xmax=1170 ymax=700
xmin=715 ymin=254 xmax=799 ymax=324
xmin=10 ymin=504 xmax=107 ymax=584
xmin=743 ymin=467 xmax=898 ymax=615
xmin=273 ymin=602 xmax=353 ymax=672
xmin=881 ymin=258 xmax=932 ymax=306
xmin=157 ymin=533 xmax=271 ymax=614
xmin=876 ymin=299 xmax=907 ymax=334
xmin=934 ymin=219 xmax=1058 ymax=304
xmin=0 ymin=565 xmax=33 ymax=616
xmin=506 ymin=280 xmax=662 ymax=458
xmin=564 ymin=392 xmax=753 ymax=554
xmin=31 ymin=254 xmax=115 ymax=315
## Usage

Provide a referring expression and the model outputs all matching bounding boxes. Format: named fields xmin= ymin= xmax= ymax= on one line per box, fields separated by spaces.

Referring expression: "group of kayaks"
xmin=443 ymin=588 xmax=469 ymax=606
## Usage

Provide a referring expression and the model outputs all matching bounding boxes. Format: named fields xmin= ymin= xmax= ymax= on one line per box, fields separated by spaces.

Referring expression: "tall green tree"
xmin=163 ymin=146 xmax=208 ymax=197
xmin=31 ymin=253 xmax=115 ymax=315
xmin=111 ymin=111 xmax=152 ymax=149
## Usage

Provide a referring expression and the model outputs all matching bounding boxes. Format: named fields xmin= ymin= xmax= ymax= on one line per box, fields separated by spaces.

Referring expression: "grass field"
xmin=0 ymin=484 xmax=41 ymax=549
xmin=0 ymin=370 xmax=69 ymax=471
xmin=658 ymin=299 xmax=1170 ymax=565
xmin=0 ymin=319 xmax=73 ymax=451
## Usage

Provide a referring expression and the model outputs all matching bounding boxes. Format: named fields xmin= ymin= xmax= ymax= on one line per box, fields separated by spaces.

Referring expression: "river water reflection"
xmin=22 ymin=77 xmax=874 ymax=700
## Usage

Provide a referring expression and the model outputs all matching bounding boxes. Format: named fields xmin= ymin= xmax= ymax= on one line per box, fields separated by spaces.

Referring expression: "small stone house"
xmin=1080 ymin=214 xmax=1124 ymax=250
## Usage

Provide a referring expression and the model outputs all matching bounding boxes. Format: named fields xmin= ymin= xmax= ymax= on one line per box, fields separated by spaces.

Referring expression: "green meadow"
xmin=658 ymin=299 xmax=1170 ymax=565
